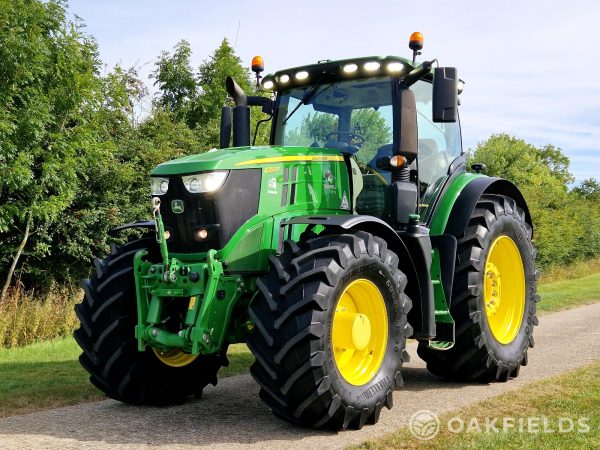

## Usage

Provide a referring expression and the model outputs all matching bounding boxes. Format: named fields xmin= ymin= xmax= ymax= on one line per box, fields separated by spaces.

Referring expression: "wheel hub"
xmin=484 ymin=262 xmax=502 ymax=316
xmin=332 ymin=311 xmax=372 ymax=351
xmin=483 ymin=235 xmax=526 ymax=345
xmin=331 ymin=279 xmax=388 ymax=386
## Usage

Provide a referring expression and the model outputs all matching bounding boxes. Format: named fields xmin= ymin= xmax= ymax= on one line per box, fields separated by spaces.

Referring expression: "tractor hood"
xmin=151 ymin=146 xmax=344 ymax=175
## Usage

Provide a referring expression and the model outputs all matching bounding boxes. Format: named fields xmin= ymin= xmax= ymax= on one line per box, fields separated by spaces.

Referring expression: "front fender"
xmin=430 ymin=175 xmax=532 ymax=238
xmin=283 ymin=215 xmax=435 ymax=339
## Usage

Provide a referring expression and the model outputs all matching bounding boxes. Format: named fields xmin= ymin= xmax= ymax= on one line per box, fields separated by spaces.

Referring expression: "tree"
xmin=195 ymin=38 xmax=271 ymax=147
xmin=0 ymin=0 xmax=104 ymax=298
xmin=573 ymin=178 xmax=600 ymax=201
xmin=150 ymin=38 xmax=270 ymax=148
xmin=538 ymin=143 xmax=574 ymax=186
xmin=103 ymin=65 xmax=148 ymax=127
xmin=32 ymin=91 xmax=205 ymax=287
xmin=151 ymin=40 xmax=197 ymax=125
xmin=467 ymin=134 xmax=600 ymax=268
xmin=195 ymin=39 xmax=253 ymax=125
xmin=468 ymin=134 xmax=569 ymax=210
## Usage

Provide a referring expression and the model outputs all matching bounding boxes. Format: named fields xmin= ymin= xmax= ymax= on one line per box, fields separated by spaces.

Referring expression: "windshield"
xmin=273 ymin=77 xmax=394 ymax=165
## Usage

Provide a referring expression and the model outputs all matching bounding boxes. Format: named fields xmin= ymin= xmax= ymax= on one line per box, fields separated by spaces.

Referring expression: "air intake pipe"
xmin=226 ymin=77 xmax=250 ymax=147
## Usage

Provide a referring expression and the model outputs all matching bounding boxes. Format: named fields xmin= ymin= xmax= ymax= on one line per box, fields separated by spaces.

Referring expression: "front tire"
xmin=74 ymin=236 xmax=228 ymax=404
xmin=248 ymin=230 xmax=412 ymax=429
xmin=418 ymin=194 xmax=538 ymax=381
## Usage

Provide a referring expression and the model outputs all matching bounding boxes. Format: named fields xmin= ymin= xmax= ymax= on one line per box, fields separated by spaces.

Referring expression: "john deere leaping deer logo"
xmin=171 ymin=199 xmax=184 ymax=214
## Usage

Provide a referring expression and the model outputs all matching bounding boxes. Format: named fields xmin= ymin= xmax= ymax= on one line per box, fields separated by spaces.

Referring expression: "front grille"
xmin=160 ymin=169 xmax=261 ymax=253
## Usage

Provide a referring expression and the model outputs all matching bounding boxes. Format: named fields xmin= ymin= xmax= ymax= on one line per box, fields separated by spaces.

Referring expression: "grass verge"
xmin=356 ymin=360 xmax=600 ymax=450
xmin=537 ymin=272 xmax=600 ymax=313
xmin=0 ymin=337 xmax=252 ymax=418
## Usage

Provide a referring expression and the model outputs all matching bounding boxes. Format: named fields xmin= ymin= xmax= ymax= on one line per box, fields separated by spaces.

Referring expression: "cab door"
xmin=411 ymin=80 xmax=463 ymax=222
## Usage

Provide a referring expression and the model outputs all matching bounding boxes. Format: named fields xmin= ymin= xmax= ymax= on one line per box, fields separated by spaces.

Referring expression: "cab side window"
xmin=411 ymin=80 xmax=462 ymax=220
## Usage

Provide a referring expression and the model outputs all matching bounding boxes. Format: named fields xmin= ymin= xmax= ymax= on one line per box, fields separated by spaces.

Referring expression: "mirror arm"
xmin=247 ymin=96 xmax=274 ymax=114
xmin=400 ymin=60 xmax=435 ymax=88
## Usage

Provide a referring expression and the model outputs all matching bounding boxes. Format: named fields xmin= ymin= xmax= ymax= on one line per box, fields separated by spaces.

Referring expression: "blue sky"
xmin=70 ymin=0 xmax=600 ymax=182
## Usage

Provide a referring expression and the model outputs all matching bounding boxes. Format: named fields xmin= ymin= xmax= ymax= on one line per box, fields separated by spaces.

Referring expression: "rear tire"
xmin=418 ymin=194 xmax=538 ymax=381
xmin=248 ymin=230 xmax=412 ymax=429
xmin=74 ymin=236 xmax=228 ymax=404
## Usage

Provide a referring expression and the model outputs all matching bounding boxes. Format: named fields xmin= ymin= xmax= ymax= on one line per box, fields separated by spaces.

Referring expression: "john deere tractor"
xmin=75 ymin=33 xmax=538 ymax=430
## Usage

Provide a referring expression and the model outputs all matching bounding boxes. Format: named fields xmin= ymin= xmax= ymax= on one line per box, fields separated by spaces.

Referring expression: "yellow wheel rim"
xmin=484 ymin=236 xmax=526 ymax=344
xmin=331 ymin=279 xmax=388 ymax=386
xmin=152 ymin=348 xmax=198 ymax=368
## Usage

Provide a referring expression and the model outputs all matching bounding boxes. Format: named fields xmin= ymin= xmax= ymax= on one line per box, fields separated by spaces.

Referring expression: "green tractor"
xmin=75 ymin=33 xmax=538 ymax=430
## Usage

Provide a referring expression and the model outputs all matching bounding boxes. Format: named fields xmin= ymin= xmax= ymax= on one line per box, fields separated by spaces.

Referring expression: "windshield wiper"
xmin=282 ymin=83 xmax=330 ymax=126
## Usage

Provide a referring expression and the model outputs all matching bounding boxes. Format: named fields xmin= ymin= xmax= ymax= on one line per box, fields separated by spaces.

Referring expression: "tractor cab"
xmin=225 ymin=50 xmax=463 ymax=228
xmin=265 ymin=62 xmax=463 ymax=222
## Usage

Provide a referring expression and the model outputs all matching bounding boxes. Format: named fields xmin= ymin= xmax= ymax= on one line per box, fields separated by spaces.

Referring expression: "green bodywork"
xmin=134 ymin=146 xmax=354 ymax=354
xmin=132 ymin=142 xmax=485 ymax=356
xmin=429 ymin=172 xmax=484 ymax=235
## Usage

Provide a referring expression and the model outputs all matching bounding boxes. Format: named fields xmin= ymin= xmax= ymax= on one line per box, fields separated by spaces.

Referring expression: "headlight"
xmin=151 ymin=177 xmax=169 ymax=195
xmin=182 ymin=171 xmax=229 ymax=193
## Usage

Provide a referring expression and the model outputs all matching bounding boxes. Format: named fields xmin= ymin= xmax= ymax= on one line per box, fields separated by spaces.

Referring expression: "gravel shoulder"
xmin=1 ymin=301 xmax=599 ymax=450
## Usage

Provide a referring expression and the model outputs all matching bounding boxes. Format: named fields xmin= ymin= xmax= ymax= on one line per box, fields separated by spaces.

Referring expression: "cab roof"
xmin=261 ymin=56 xmax=421 ymax=92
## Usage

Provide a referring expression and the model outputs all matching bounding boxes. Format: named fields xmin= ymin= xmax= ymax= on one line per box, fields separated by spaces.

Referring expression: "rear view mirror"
xmin=432 ymin=67 xmax=458 ymax=122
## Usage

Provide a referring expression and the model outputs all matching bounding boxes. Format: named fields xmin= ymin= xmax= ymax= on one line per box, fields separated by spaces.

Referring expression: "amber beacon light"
xmin=251 ymin=55 xmax=265 ymax=74
xmin=409 ymin=32 xmax=423 ymax=65
xmin=409 ymin=32 xmax=424 ymax=51
xmin=251 ymin=55 xmax=265 ymax=88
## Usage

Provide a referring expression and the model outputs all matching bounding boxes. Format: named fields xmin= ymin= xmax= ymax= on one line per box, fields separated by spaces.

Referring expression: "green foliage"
xmin=469 ymin=134 xmax=600 ymax=268
xmin=573 ymin=177 xmax=600 ymax=201
xmin=194 ymin=38 xmax=270 ymax=147
xmin=151 ymin=40 xmax=197 ymax=125
xmin=0 ymin=3 xmax=269 ymax=291
xmin=196 ymin=39 xmax=254 ymax=127
xmin=0 ymin=0 xmax=104 ymax=289
xmin=151 ymin=37 xmax=271 ymax=147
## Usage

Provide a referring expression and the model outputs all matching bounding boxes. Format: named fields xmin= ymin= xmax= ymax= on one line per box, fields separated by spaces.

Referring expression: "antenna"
xmin=233 ymin=21 xmax=241 ymax=51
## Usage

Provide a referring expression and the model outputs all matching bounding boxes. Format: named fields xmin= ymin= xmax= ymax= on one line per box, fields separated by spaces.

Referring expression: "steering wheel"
xmin=325 ymin=131 xmax=366 ymax=148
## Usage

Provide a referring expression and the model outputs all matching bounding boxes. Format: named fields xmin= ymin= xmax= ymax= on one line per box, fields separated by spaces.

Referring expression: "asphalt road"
xmin=1 ymin=302 xmax=600 ymax=450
